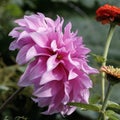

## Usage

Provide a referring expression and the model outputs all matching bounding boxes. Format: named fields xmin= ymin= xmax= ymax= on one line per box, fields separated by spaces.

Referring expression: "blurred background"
xmin=0 ymin=0 xmax=120 ymax=120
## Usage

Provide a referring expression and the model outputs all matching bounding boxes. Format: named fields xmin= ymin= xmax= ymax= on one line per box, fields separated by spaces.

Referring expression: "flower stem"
xmin=101 ymin=23 xmax=116 ymax=102
xmin=0 ymin=87 xmax=24 ymax=113
xmin=98 ymin=82 xmax=113 ymax=120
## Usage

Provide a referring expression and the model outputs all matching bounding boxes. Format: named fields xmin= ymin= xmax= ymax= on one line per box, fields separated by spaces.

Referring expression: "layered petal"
xmin=9 ymin=12 xmax=98 ymax=115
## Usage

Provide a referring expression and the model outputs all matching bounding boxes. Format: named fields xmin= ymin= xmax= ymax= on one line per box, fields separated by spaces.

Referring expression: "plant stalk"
xmin=98 ymin=82 xmax=113 ymax=120
xmin=101 ymin=23 xmax=116 ymax=102
xmin=0 ymin=87 xmax=24 ymax=113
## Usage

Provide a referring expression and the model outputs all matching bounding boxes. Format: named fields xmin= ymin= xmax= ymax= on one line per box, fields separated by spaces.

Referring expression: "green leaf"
xmin=0 ymin=85 xmax=9 ymax=91
xmin=89 ymin=94 xmax=101 ymax=104
xmin=68 ymin=102 xmax=101 ymax=112
xmin=91 ymin=53 xmax=105 ymax=63
xmin=107 ymin=101 xmax=120 ymax=110
xmin=15 ymin=116 xmax=28 ymax=120
xmin=3 ymin=116 xmax=9 ymax=120
xmin=105 ymin=110 xmax=120 ymax=120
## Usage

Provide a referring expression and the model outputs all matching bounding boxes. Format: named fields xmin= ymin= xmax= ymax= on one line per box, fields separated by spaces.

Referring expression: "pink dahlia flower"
xmin=9 ymin=13 xmax=98 ymax=115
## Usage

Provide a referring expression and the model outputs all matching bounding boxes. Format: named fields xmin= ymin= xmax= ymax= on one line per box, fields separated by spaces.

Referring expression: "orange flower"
xmin=96 ymin=4 xmax=120 ymax=25
xmin=100 ymin=66 xmax=120 ymax=84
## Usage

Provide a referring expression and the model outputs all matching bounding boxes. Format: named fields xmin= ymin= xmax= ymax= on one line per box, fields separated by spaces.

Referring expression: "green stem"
xmin=101 ymin=23 xmax=116 ymax=102
xmin=98 ymin=82 xmax=113 ymax=120
xmin=0 ymin=87 xmax=24 ymax=113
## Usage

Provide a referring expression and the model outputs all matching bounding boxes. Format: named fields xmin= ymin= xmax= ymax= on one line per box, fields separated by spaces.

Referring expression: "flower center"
xmin=57 ymin=54 xmax=63 ymax=60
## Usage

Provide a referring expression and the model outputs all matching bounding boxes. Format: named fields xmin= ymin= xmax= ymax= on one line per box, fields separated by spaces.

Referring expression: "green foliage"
xmin=3 ymin=116 xmax=9 ymax=120
xmin=15 ymin=116 xmax=28 ymax=120
xmin=68 ymin=100 xmax=120 ymax=120
xmin=105 ymin=110 xmax=120 ymax=120
xmin=3 ymin=116 xmax=28 ymax=120
xmin=5 ymin=4 xmax=23 ymax=17
xmin=68 ymin=102 xmax=101 ymax=112
xmin=91 ymin=53 xmax=105 ymax=63
xmin=107 ymin=101 xmax=120 ymax=110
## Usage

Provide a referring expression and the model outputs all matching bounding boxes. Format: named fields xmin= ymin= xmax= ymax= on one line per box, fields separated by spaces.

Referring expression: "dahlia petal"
xmin=68 ymin=69 xmax=78 ymax=80
xmin=33 ymin=97 xmax=51 ymax=107
xmin=24 ymin=16 xmax=38 ymax=30
xmin=64 ymin=22 xmax=72 ymax=39
xmin=16 ymin=44 xmax=36 ymax=65
xmin=9 ymin=40 xmax=18 ymax=50
xmin=55 ymin=16 xmax=61 ymax=26
xmin=27 ymin=58 xmax=47 ymax=80
xmin=55 ymin=16 xmax=64 ymax=32
xmin=17 ymin=31 xmax=29 ymax=41
xmin=40 ymin=72 xmax=55 ymax=85
xmin=40 ymin=67 xmax=63 ymax=85
xmin=51 ymin=40 xmax=58 ymax=52
xmin=46 ymin=54 xmax=59 ymax=71
xmin=80 ymin=89 xmax=90 ymax=103
xmin=68 ymin=53 xmax=79 ymax=67
xmin=37 ymin=12 xmax=45 ymax=19
xmin=8 ymin=27 xmax=22 ymax=38
xmin=30 ymin=32 xmax=48 ymax=48
xmin=26 ymin=46 xmax=38 ymax=60
xmin=42 ymin=104 xmax=58 ymax=115
xmin=70 ymin=78 xmax=82 ymax=100
xmin=42 ymin=90 xmax=64 ymax=115
xmin=63 ymin=107 xmax=76 ymax=115
xmin=79 ymin=74 xmax=92 ymax=88
xmin=62 ymin=82 xmax=71 ymax=104
xmin=34 ymin=86 xmax=55 ymax=97
xmin=18 ymin=58 xmax=47 ymax=86
xmin=15 ymin=18 xmax=26 ymax=26
xmin=14 ymin=31 xmax=33 ymax=48
xmin=77 ymin=46 xmax=91 ymax=55
xmin=34 ymin=81 xmax=61 ymax=98
xmin=37 ymin=27 xmax=47 ymax=33
xmin=45 ymin=17 xmax=55 ymax=28
xmin=82 ymin=62 xmax=99 ymax=74
xmin=18 ymin=60 xmax=37 ymax=86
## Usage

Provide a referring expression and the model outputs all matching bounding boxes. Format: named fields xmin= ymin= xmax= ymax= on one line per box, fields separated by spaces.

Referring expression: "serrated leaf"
xmin=68 ymin=102 xmax=101 ymax=111
xmin=105 ymin=110 xmax=120 ymax=120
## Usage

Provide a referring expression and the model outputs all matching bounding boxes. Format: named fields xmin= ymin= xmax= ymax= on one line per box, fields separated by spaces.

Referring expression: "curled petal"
xmin=46 ymin=54 xmax=60 ymax=71
xmin=40 ymin=65 xmax=64 ymax=85
xmin=30 ymin=32 xmax=48 ymax=48
xmin=9 ymin=40 xmax=18 ymax=50
xmin=68 ymin=69 xmax=78 ymax=80
xmin=34 ymin=81 xmax=61 ymax=97
xmin=9 ymin=12 xmax=98 ymax=115
xmin=81 ymin=62 xmax=99 ymax=74
xmin=16 ymin=44 xmax=37 ymax=65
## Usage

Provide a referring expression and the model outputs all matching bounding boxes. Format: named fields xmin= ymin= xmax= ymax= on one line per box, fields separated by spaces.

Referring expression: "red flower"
xmin=96 ymin=4 xmax=120 ymax=25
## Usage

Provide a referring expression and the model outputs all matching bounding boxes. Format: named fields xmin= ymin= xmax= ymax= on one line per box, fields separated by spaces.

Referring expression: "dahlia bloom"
xmin=96 ymin=4 xmax=120 ymax=25
xmin=9 ymin=13 xmax=98 ymax=115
